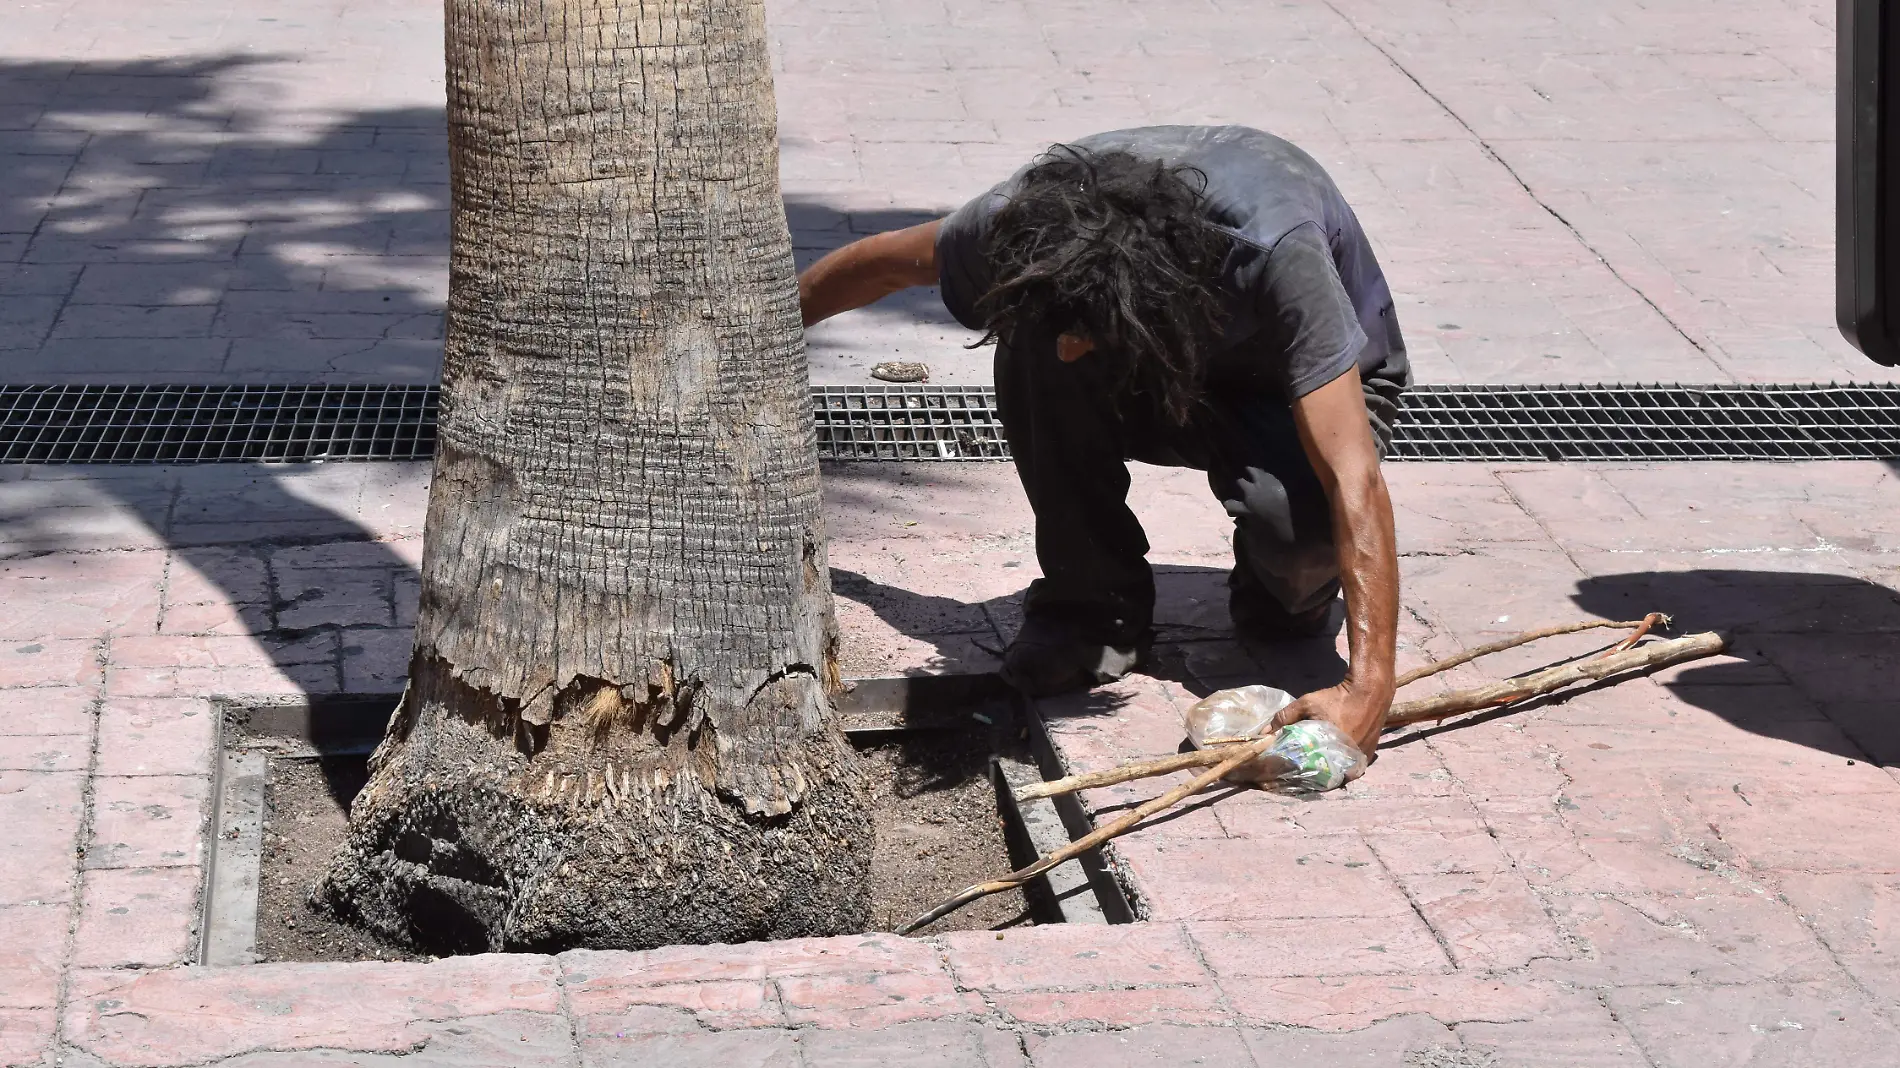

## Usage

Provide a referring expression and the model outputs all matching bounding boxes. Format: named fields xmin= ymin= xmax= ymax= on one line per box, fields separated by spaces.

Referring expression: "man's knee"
xmin=1223 ymin=465 xmax=1339 ymax=616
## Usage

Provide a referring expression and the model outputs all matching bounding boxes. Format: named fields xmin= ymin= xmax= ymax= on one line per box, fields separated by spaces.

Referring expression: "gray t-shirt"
xmin=936 ymin=125 xmax=1410 ymax=431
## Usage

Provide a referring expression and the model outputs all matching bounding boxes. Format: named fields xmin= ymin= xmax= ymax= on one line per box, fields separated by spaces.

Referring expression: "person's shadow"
xmin=1572 ymin=568 xmax=1900 ymax=765
xmin=828 ymin=561 xmax=1351 ymax=711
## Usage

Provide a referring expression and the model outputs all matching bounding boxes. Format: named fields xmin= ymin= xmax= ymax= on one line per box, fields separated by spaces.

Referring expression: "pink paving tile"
xmin=1399 ymin=870 xmax=1569 ymax=970
xmin=1363 ymin=821 xmax=1514 ymax=876
xmin=1696 ymin=784 xmax=1900 ymax=874
xmin=834 ymin=624 xmax=1001 ymax=680
xmin=0 ymin=1007 xmax=55 ymax=1068
xmin=156 ymin=600 xmax=274 ymax=638
xmin=86 ymin=774 xmax=211 ymax=869
xmin=0 ymin=770 xmax=84 ymax=905
xmin=161 ymin=547 xmax=270 ymax=607
xmin=1188 ymin=915 xmax=1449 ymax=978
xmin=941 ymin=923 xmax=1208 ymax=992
xmin=561 ymin=933 xmax=943 ymax=986
xmin=64 ymin=956 xmax=562 ymax=1067
xmin=1421 ymin=723 xmax=1571 ymax=802
xmin=776 ymin=968 xmax=984 ymax=1029
xmin=0 ymin=733 xmax=87 ymax=772
xmin=569 ymin=980 xmax=782 ymax=1030
xmin=0 ymin=903 xmax=67 ymax=1009
xmin=1535 ymin=890 xmax=1837 ymax=988
xmin=107 ymin=633 xmax=327 ymax=697
xmin=1222 ymin=973 xmax=1564 ymax=1031
xmin=1608 ymin=981 xmax=1900 ymax=1068
xmin=95 ymin=697 xmax=215 ymax=776
xmin=1025 ymin=1023 xmax=1255 ymax=1068
xmin=275 ymin=566 xmax=395 ymax=629
xmin=1455 ymin=991 xmax=1651 ymax=1068
xmin=1399 ymin=547 xmax=1591 ymax=655
xmin=1241 ymin=1014 xmax=1464 ymax=1062
xmin=0 ymin=550 xmax=163 ymax=641
xmin=1112 ymin=834 xmax=1415 ymax=923
xmin=0 ymin=638 xmax=103 ymax=689
xmin=578 ymin=1028 xmax=799 ymax=1067
xmin=71 ymin=866 xmax=201 ymax=969
xmin=1385 ymin=465 xmax=1548 ymax=555
xmin=341 ymin=626 xmax=412 ymax=692
xmin=250 ymin=1012 xmax=576 ymax=1067
xmin=1532 ymin=834 xmax=1763 ymax=898
xmin=1750 ymin=632 xmax=1900 ymax=708
xmin=990 ymin=985 xmax=1230 ymax=1029
xmin=1280 ymin=795 xmax=1481 ymax=839
xmin=1038 ymin=675 xmax=1197 ymax=764
xmin=1777 ymin=872 xmax=1900 ymax=1006
xmin=574 ymin=1004 xmax=700 ymax=1038
xmin=270 ymin=542 xmax=415 ymax=571
xmin=1540 ymin=717 xmax=1898 ymax=795
xmin=0 ymin=687 xmax=95 ymax=736
xmin=797 ymin=1021 xmax=1027 ymax=1068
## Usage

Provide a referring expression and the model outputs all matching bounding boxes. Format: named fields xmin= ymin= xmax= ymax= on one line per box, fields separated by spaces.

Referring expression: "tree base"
xmin=315 ymin=704 xmax=874 ymax=953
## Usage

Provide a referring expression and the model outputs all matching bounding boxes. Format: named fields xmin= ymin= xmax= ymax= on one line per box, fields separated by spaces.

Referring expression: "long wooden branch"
xmin=1014 ymin=629 xmax=1723 ymax=803
xmin=1385 ymin=628 xmax=1721 ymax=727
xmin=1393 ymin=613 xmax=1664 ymax=688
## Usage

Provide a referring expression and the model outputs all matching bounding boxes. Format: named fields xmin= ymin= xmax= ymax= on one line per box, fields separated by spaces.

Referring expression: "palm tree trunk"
xmin=318 ymin=0 xmax=872 ymax=952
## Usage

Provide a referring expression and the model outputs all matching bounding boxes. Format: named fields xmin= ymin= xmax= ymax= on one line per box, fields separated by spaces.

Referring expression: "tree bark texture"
xmin=318 ymin=0 xmax=873 ymax=952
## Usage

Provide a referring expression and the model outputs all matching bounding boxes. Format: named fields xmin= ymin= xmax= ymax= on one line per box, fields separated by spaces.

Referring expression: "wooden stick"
xmin=1393 ymin=615 xmax=1663 ymax=688
xmin=901 ymin=731 xmax=1275 ymax=934
xmin=1384 ymin=629 xmax=1722 ymax=727
xmin=1013 ymin=630 xmax=1724 ymax=802
xmin=1600 ymin=612 xmax=1665 ymax=657
xmin=1013 ymin=749 xmax=1237 ymax=802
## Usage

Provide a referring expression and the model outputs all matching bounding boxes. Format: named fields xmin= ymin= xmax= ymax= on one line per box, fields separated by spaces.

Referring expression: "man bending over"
xmin=798 ymin=125 xmax=1409 ymax=755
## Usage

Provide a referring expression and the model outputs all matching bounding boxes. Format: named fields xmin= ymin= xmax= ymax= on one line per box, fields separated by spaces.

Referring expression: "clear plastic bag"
xmin=1182 ymin=685 xmax=1367 ymax=793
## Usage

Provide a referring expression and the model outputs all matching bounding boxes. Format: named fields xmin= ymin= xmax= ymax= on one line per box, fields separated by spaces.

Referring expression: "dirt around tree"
xmin=259 ymin=734 xmax=1031 ymax=963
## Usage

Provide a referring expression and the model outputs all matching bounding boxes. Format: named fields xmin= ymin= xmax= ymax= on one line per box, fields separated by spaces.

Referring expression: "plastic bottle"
xmin=1182 ymin=684 xmax=1367 ymax=793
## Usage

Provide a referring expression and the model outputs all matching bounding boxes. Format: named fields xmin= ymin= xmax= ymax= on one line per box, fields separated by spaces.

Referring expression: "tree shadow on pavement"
xmin=2 ymin=54 xmax=443 ymax=809
xmin=0 ymin=53 xmax=956 ymax=811
xmin=1 ymin=55 xmax=449 ymax=384
xmin=1572 ymin=569 xmax=1900 ymax=766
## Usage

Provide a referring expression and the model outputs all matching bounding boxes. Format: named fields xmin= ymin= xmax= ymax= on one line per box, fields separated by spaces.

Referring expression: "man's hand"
xmin=1273 ymin=680 xmax=1390 ymax=757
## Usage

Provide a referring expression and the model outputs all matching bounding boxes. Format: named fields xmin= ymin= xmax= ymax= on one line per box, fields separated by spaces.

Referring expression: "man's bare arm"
xmin=797 ymin=220 xmax=943 ymax=327
xmin=1279 ymin=366 xmax=1400 ymax=755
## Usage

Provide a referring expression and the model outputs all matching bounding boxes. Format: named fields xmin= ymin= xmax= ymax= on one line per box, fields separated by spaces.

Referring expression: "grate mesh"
xmin=1391 ymin=383 xmax=1900 ymax=461
xmin=0 ymin=385 xmax=435 ymax=463
xmin=1 ymin=382 xmax=1896 ymax=463
xmin=812 ymin=384 xmax=1010 ymax=460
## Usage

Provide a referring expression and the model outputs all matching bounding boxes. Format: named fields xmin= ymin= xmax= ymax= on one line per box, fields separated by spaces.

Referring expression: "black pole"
xmin=1839 ymin=0 xmax=1900 ymax=365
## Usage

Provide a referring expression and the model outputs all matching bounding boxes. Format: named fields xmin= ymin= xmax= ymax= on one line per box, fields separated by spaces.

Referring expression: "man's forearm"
xmin=1329 ymin=467 xmax=1400 ymax=710
xmin=797 ymin=221 xmax=942 ymax=327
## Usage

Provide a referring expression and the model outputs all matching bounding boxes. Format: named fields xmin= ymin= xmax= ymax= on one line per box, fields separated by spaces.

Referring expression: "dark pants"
xmin=995 ymin=326 xmax=1385 ymax=641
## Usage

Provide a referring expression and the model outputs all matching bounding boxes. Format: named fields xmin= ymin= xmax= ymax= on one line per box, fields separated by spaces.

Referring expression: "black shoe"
xmin=1000 ymin=614 xmax=1150 ymax=697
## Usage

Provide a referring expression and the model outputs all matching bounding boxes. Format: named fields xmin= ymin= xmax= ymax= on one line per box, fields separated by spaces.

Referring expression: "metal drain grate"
xmin=0 ymin=385 xmax=435 ymax=463
xmin=813 ymin=384 xmax=1010 ymax=460
xmin=2 ymin=382 xmax=1896 ymax=464
xmin=1391 ymin=383 xmax=1900 ymax=461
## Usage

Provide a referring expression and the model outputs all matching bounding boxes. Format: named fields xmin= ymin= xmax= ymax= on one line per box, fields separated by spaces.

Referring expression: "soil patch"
xmin=257 ymin=757 xmax=426 ymax=963
xmin=255 ymin=732 xmax=1033 ymax=962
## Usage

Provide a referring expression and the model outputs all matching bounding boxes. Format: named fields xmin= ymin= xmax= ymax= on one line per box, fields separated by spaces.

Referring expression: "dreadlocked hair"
xmin=975 ymin=145 xmax=1232 ymax=423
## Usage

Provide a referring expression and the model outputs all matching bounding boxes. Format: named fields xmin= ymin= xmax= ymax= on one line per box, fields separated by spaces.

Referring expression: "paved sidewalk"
xmin=1 ymin=0 xmax=1886 ymax=386
xmin=1 ymin=455 xmax=1896 ymax=1065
